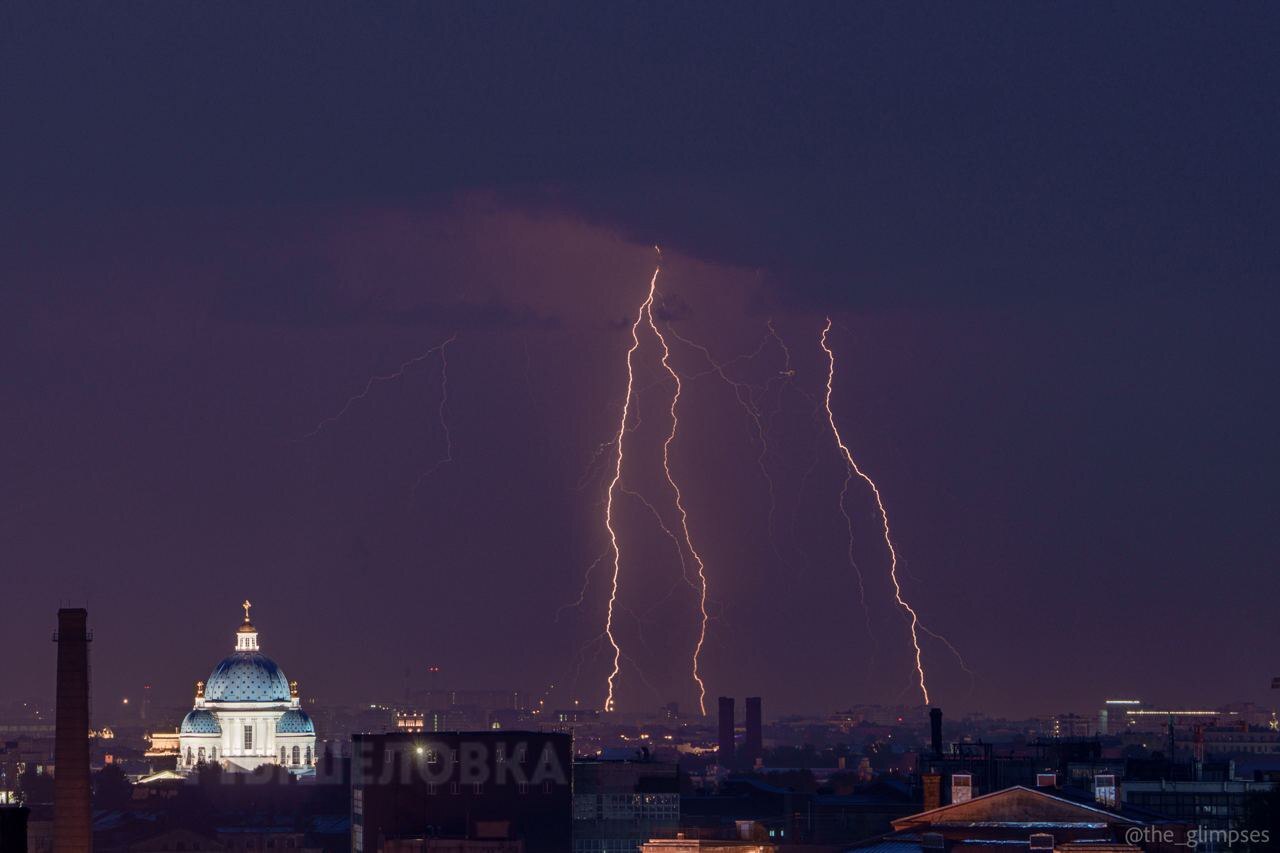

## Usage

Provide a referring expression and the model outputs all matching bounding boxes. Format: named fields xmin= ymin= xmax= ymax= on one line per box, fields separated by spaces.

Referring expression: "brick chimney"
xmin=53 ymin=608 xmax=92 ymax=853
xmin=922 ymin=772 xmax=942 ymax=811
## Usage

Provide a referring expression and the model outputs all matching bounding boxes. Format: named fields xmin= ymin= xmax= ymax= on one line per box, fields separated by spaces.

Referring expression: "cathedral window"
xmin=292 ymin=745 xmax=300 ymax=765
xmin=244 ymin=725 xmax=253 ymax=750
xmin=305 ymin=746 xmax=312 ymax=765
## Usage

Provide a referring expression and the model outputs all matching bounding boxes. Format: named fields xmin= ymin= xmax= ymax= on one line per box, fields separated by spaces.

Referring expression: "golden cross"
xmin=242 ymin=599 xmax=252 ymax=622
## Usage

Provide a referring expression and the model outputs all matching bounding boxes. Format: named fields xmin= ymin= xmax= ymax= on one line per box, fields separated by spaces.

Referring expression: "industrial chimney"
xmin=53 ymin=608 xmax=92 ymax=853
xmin=929 ymin=707 xmax=943 ymax=756
xmin=744 ymin=697 xmax=763 ymax=767
xmin=717 ymin=697 xmax=735 ymax=769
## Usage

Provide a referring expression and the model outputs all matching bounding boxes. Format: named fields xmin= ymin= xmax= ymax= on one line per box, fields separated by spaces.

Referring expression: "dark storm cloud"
xmin=4 ymin=3 xmax=1275 ymax=309
xmin=211 ymin=261 xmax=559 ymax=331
xmin=386 ymin=300 xmax=559 ymax=332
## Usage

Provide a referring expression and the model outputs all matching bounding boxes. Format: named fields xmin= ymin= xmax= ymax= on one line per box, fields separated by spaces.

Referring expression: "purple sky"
xmin=2 ymin=4 xmax=1278 ymax=718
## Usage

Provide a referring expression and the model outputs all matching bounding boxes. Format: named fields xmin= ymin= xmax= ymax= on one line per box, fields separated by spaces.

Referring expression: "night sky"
xmin=3 ymin=3 xmax=1278 ymax=718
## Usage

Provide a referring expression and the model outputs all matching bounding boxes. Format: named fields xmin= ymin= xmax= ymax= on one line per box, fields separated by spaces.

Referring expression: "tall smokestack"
xmin=929 ymin=707 xmax=943 ymax=756
xmin=717 ymin=697 xmax=735 ymax=769
xmin=53 ymin=608 xmax=92 ymax=853
xmin=744 ymin=697 xmax=763 ymax=767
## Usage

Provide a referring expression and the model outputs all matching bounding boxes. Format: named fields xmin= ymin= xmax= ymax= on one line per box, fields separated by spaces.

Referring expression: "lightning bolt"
xmin=820 ymin=318 xmax=934 ymax=705
xmin=412 ymin=335 xmax=457 ymax=494
xmin=601 ymin=264 xmax=658 ymax=713
xmin=299 ymin=335 xmax=457 ymax=496
xmin=300 ymin=339 xmax=451 ymax=440
xmin=555 ymin=551 xmax=608 ymax=623
xmin=645 ymin=294 xmax=713 ymax=717
xmin=666 ymin=322 xmax=806 ymax=576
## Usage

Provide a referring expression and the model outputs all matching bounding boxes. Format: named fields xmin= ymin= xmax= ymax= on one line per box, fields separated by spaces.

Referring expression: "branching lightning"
xmin=412 ymin=335 xmax=457 ymax=494
xmin=666 ymin=322 xmax=805 ymax=575
xmin=595 ymin=249 xmax=717 ymax=715
xmin=819 ymin=318 xmax=935 ymax=705
xmin=300 ymin=334 xmax=457 ymax=498
xmin=301 ymin=339 xmax=450 ymax=440
xmin=645 ymin=294 xmax=713 ymax=717
xmin=601 ymin=265 xmax=657 ymax=713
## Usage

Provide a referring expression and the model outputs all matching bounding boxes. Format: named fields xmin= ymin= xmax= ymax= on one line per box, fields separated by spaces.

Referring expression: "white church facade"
xmin=178 ymin=602 xmax=317 ymax=775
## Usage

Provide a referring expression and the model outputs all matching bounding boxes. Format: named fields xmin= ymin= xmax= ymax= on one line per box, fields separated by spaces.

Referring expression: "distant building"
xmin=681 ymin=777 xmax=913 ymax=846
xmin=1097 ymin=699 xmax=1142 ymax=735
xmin=143 ymin=731 xmax=180 ymax=772
xmin=741 ymin=700 xmax=762 ymax=769
xmin=641 ymin=821 xmax=774 ymax=851
xmin=1050 ymin=713 xmax=1094 ymax=739
xmin=859 ymin=784 xmax=1190 ymax=851
xmin=397 ymin=710 xmax=488 ymax=734
xmin=716 ymin=699 xmax=734 ymax=770
xmin=177 ymin=603 xmax=317 ymax=775
xmin=918 ymin=742 xmax=1037 ymax=800
xmin=351 ymin=731 xmax=572 ymax=853
xmin=1175 ymin=725 xmax=1280 ymax=757
xmin=573 ymin=756 xmax=679 ymax=852
xmin=1122 ymin=778 xmax=1277 ymax=831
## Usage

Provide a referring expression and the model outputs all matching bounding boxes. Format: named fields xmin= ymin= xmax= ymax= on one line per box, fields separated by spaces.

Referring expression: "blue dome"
xmin=276 ymin=709 xmax=315 ymax=734
xmin=204 ymin=652 xmax=291 ymax=702
xmin=180 ymin=709 xmax=222 ymax=734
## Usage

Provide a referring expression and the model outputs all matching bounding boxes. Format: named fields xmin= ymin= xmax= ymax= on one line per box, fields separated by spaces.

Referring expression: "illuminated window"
xmin=244 ymin=726 xmax=253 ymax=751
xmin=292 ymin=746 xmax=300 ymax=765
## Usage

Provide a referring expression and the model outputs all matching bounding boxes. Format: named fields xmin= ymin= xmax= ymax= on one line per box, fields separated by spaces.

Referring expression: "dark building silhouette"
xmin=0 ymin=806 xmax=29 ymax=853
xmin=351 ymin=731 xmax=571 ymax=853
xmin=743 ymin=697 xmax=763 ymax=768
xmin=930 ymin=707 xmax=943 ymax=756
xmin=680 ymin=777 xmax=916 ymax=845
xmin=717 ymin=697 xmax=734 ymax=769
xmin=573 ymin=755 xmax=679 ymax=851
xmin=53 ymin=608 xmax=91 ymax=853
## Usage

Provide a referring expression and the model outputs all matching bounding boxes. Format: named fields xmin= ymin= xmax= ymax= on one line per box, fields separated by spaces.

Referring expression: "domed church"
xmin=178 ymin=601 xmax=317 ymax=775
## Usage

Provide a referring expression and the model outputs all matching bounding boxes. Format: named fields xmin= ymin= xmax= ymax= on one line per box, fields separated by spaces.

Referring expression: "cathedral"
xmin=178 ymin=602 xmax=317 ymax=774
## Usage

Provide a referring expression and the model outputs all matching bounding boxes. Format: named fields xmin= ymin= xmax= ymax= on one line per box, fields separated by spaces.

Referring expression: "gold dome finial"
xmin=237 ymin=599 xmax=257 ymax=634
xmin=196 ymin=680 xmax=205 ymax=698
xmin=290 ymin=680 xmax=299 ymax=698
